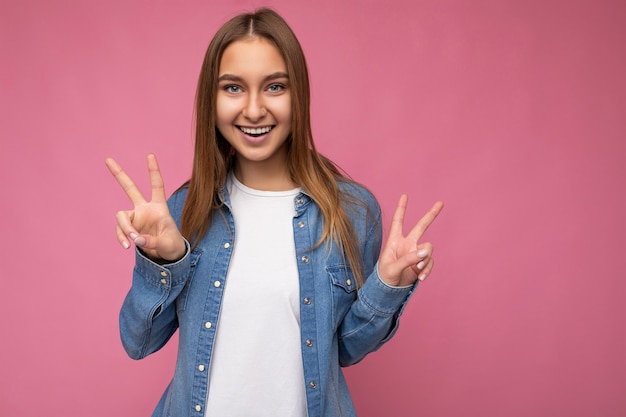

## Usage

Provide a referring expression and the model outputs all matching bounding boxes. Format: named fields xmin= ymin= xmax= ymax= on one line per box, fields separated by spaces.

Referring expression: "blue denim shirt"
xmin=120 ymin=180 xmax=417 ymax=417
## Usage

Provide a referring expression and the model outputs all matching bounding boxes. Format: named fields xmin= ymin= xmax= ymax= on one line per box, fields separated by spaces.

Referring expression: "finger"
xmin=389 ymin=194 xmax=409 ymax=238
xmin=416 ymin=243 xmax=433 ymax=269
xmin=115 ymin=224 xmax=131 ymax=249
xmin=381 ymin=249 xmax=421 ymax=283
xmin=115 ymin=210 xmax=140 ymax=242
xmin=418 ymin=258 xmax=435 ymax=282
xmin=147 ymin=153 xmax=167 ymax=203
xmin=416 ymin=242 xmax=433 ymax=261
xmin=407 ymin=201 xmax=444 ymax=242
xmin=105 ymin=157 xmax=147 ymax=205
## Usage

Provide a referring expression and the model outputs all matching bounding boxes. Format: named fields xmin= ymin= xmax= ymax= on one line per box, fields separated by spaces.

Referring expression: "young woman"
xmin=106 ymin=8 xmax=443 ymax=417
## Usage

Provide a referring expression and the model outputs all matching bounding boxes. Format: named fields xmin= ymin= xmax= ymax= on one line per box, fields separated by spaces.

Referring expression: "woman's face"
xmin=216 ymin=37 xmax=292 ymax=177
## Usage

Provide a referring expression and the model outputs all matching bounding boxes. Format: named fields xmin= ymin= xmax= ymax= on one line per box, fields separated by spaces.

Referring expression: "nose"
xmin=242 ymin=93 xmax=266 ymax=121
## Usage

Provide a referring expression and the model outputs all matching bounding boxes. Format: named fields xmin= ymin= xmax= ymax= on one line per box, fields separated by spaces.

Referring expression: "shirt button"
xmin=223 ymin=242 xmax=230 ymax=249
xmin=309 ymin=381 xmax=317 ymax=389
xmin=160 ymin=271 xmax=168 ymax=277
xmin=346 ymin=279 xmax=352 ymax=286
xmin=306 ymin=339 xmax=313 ymax=347
xmin=298 ymin=221 xmax=305 ymax=228
xmin=301 ymin=256 xmax=309 ymax=263
xmin=205 ymin=322 xmax=212 ymax=329
xmin=198 ymin=364 xmax=205 ymax=372
xmin=303 ymin=297 xmax=311 ymax=305
xmin=160 ymin=279 xmax=168 ymax=285
xmin=195 ymin=405 xmax=202 ymax=412
xmin=297 ymin=198 xmax=304 ymax=204
xmin=214 ymin=281 xmax=221 ymax=288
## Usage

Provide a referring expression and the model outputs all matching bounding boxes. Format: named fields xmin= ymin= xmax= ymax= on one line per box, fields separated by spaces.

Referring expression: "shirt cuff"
xmin=358 ymin=262 xmax=417 ymax=316
xmin=133 ymin=239 xmax=191 ymax=288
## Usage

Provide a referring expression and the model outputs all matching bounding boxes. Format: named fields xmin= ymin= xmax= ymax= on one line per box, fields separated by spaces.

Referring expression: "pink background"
xmin=1 ymin=0 xmax=625 ymax=416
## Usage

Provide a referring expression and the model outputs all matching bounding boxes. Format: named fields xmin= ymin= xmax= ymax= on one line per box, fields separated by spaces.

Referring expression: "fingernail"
xmin=418 ymin=272 xmax=428 ymax=281
xmin=134 ymin=236 xmax=147 ymax=247
xmin=417 ymin=261 xmax=425 ymax=270
xmin=130 ymin=233 xmax=138 ymax=240
xmin=122 ymin=241 xmax=130 ymax=249
xmin=417 ymin=249 xmax=429 ymax=258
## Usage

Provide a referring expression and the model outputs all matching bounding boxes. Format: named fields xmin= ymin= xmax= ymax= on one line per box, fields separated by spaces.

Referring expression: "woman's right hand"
xmin=105 ymin=153 xmax=186 ymax=262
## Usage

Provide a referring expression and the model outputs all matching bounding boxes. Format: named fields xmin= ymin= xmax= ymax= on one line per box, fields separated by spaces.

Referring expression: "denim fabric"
xmin=119 ymin=181 xmax=418 ymax=417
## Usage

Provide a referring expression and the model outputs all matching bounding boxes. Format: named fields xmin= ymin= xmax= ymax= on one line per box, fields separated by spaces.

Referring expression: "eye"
xmin=223 ymin=85 xmax=242 ymax=94
xmin=267 ymin=84 xmax=285 ymax=93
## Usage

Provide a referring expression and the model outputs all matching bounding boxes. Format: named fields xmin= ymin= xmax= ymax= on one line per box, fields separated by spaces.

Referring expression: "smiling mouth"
xmin=238 ymin=126 xmax=273 ymax=137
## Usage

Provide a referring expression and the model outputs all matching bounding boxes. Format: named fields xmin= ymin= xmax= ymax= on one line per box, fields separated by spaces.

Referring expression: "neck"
xmin=233 ymin=158 xmax=297 ymax=191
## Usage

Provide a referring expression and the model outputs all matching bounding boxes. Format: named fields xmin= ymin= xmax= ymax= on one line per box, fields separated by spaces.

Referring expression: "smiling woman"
xmin=105 ymin=7 xmax=442 ymax=417
xmin=216 ymin=37 xmax=294 ymax=190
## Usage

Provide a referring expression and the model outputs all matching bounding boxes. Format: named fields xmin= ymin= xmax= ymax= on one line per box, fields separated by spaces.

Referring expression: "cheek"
xmin=216 ymin=98 xmax=240 ymax=124
xmin=276 ymin=97 xmax=292 ymax=124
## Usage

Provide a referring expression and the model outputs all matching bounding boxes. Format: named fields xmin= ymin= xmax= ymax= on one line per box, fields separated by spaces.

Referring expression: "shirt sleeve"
xmin=119 ymin=239 xmax=192 ymax=360
xmin=336 ymin=191 xmax=418 ymax=366
xmin=337 ymin=264 xmax=417 ymax=366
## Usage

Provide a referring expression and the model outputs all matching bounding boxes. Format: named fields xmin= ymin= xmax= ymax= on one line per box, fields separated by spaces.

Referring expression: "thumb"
xmin=129 ymin=232 xmax=148 ymax=248
xmin=379 ymin=251 xmax=421 ymax=283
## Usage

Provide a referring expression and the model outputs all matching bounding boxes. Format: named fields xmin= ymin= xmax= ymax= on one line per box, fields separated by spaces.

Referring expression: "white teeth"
xmin=240 ymin=126 xmax=272 ymax=135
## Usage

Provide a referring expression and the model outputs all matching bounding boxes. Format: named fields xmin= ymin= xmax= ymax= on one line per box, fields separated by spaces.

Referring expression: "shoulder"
xmin=336 ymin=178 xmax=383 ymax=263
xmin=337 ymin=178 xmax=380 ymax=214
xmin=336 ymin=179 xmax=382 ymax=233
xmin=167 ymin=183 xmax=190 ymax=221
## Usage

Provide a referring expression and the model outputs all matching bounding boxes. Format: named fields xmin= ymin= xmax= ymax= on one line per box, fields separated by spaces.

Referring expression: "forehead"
xmin=219 ymin=37 xmax=287 ymax=76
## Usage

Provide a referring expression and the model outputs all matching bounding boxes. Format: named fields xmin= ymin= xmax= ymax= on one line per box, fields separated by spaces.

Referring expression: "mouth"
xmin=238 ymin=125 xmax=274 ymax=137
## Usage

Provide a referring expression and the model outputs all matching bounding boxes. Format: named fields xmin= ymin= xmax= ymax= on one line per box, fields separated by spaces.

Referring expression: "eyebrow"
xmin=218 ymin=72 xmax=289 ymax=83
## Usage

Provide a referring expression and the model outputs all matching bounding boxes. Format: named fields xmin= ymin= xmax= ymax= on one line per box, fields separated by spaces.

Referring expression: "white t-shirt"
xmin=204 ymin=173 xmax=307 ymax=417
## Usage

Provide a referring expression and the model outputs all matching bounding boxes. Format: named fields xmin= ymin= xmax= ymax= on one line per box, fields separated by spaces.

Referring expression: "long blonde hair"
xmin=181 ymin=8 xmax=367 ymax=286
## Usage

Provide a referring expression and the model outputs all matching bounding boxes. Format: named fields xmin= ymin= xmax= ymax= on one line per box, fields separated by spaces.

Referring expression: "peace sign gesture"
xmin=377 ymin=195 xmax=444 ymax=287
xmin=105 ymin=154 xmax=186 ymax=262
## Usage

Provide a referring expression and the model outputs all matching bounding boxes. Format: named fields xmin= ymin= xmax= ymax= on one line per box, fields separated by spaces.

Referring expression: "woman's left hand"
xmin=378 ymin=195 xmax=444 ymax=287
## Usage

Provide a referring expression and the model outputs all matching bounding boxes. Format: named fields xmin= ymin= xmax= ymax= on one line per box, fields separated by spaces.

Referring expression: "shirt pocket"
xmin=327 ymin=265 xmax=357 ymax=328
xmin=175 ymin=249 xmax=203 ymax=313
